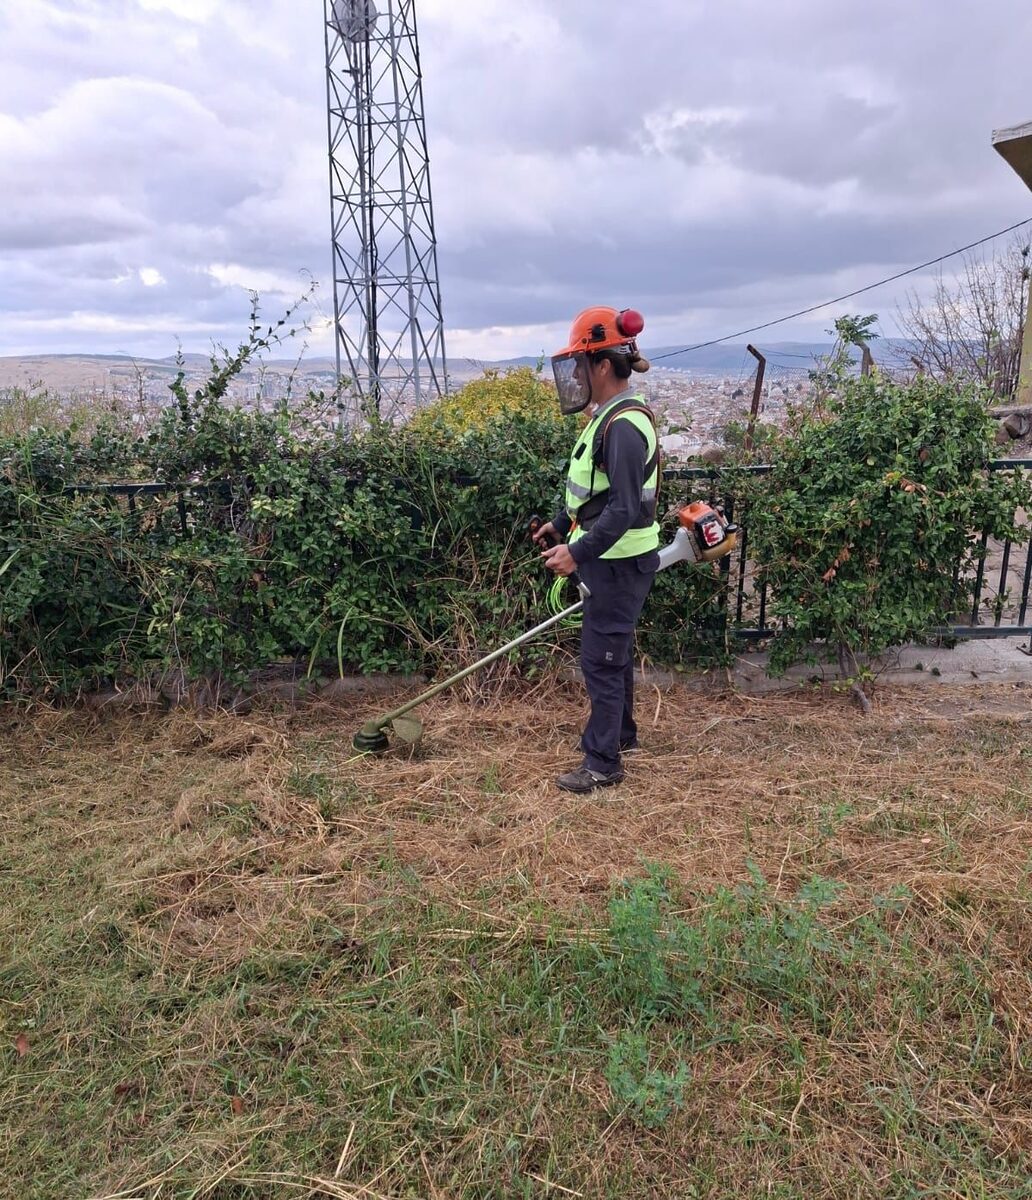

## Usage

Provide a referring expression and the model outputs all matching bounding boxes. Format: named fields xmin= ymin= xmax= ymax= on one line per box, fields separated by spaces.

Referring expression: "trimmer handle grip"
xmin=528 ymin=514 xmax=559 ymax=548
xmin=529 ymin=514 xmax=585 ymax=596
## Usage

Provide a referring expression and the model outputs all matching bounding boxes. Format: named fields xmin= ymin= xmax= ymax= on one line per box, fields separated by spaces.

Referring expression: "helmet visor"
xmin=552 ymin=351 xmax=591 ymax=415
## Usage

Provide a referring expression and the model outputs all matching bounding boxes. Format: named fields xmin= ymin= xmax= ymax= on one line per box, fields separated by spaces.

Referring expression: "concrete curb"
xmin=625 ymin=636 xmax=1032 ymax=695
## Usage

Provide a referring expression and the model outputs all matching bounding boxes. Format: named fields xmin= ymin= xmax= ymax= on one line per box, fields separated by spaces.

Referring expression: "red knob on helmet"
xmin=616 ymin=309 xmax=644 ymax=338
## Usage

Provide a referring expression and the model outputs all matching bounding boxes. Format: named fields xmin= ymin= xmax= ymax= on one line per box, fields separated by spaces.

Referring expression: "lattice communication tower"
xmin=324 ymin=0 xmax=448 ymax=423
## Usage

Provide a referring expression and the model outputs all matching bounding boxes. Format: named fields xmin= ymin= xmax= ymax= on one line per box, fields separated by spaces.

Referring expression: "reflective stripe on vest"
xmin=564 ymin=396 xmax=660 ymax=559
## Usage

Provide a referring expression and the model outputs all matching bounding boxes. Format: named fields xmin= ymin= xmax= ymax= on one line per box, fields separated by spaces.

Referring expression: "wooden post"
xmin=744 ymin=344 xmax=765 ymax=453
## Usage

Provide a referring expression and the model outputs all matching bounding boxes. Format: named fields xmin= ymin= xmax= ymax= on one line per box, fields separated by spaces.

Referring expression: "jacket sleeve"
xmin=568 ymin=418 xmax=649 ymax=564
xmin=551 ymin=510 xmax=573 ymax=538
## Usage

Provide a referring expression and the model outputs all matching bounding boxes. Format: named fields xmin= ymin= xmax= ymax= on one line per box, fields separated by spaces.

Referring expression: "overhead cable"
xmin=652 ymin=215 xmax=1032 ymax=361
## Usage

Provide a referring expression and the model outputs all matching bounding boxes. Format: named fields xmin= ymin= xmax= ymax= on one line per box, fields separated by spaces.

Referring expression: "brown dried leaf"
xmin=231 ymin=1095 xmax=244 ymax=1115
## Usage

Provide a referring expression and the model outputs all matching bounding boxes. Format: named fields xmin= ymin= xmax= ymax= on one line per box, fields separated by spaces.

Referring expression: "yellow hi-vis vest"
xmin=564 ymin=394 xmax=660 ymax=560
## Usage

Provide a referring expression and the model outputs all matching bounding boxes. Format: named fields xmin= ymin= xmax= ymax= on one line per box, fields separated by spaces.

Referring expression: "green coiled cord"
xmin=546 ymin=573 xmax=583 ymax=627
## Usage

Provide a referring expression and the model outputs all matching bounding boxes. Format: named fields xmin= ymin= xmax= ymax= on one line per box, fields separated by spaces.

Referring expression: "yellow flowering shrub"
xmin=407 ymin=366 xmax=564 ymax=437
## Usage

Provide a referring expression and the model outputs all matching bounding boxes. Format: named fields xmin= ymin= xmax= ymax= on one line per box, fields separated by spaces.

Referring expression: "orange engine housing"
xmin=677 ymin=501 xmax=737 ymax=562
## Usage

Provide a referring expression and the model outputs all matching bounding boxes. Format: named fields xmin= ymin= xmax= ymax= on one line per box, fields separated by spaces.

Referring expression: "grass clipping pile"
xmin=2 ymin=679 xmax=1031 ymax=1199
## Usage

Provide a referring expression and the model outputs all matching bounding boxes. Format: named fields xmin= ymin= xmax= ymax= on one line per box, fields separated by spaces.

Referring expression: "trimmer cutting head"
xmin=353 ymin=723 xmax=390 ymax=753
xmin=353 ymin=715 xmax=425 ymax=754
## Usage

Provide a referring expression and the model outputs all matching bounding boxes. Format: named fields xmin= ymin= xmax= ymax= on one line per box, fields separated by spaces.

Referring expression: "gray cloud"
xmin=0 ymin=0 xmax=1030 ymax=360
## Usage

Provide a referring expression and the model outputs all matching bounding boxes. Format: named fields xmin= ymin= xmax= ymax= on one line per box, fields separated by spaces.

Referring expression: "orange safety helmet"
xmin=552 ymin=306 xmax=650 ymax=414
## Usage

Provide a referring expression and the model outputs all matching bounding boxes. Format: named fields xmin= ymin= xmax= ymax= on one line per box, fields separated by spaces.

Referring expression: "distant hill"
xmin=0 ymin=339 xmax=916 ymax=397
xmin=460 ymin=341 xmax=913 ymax=374
xmin=640 ymin=341 xmax=889 ymax=372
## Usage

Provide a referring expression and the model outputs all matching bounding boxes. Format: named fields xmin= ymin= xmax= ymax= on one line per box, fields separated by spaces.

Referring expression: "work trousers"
xmin=576 ymin=550 xmax=659 ymax=775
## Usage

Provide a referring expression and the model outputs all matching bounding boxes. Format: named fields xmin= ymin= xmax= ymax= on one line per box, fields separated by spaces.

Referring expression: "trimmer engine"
xmin=680 ymin=500 xmax=738 ymax=561
xmin=657 ymin=501 xmax=738 ymax=569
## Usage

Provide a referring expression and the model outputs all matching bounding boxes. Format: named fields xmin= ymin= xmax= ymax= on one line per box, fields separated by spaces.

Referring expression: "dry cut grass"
xmin=1 ymin=677 xmax=1031 ymax=1198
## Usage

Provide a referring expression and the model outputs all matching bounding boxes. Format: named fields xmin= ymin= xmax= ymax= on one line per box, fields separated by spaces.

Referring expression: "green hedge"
xmin=1 ymin=363 xmax=1027 ymax=700
xmin=0 ymin=384 xmax=728 ymax=698
xmin=742 ymin=373 xmax=1031 ymax=676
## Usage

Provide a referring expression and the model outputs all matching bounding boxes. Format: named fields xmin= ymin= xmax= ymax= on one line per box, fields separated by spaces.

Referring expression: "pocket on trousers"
xmin=582 ymin=629 xmax=632 ymax=672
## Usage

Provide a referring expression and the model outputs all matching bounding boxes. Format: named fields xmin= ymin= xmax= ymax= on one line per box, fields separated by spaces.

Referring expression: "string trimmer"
xmin=351 ymin=501 xmax=737 ymax=753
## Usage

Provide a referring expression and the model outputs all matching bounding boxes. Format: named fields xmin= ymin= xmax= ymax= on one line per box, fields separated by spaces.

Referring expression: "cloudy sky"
xmin=1 ymin=0 xmax=1031 ymax=364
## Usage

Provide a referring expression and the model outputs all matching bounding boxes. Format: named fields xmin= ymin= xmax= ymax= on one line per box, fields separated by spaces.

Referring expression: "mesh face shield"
xmin=552 ymin=351 xmax=591 ymax=415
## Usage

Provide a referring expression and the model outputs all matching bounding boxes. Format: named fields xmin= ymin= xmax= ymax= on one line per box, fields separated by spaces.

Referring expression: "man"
xmin=533 ymin=306 xmax=661 ymax=794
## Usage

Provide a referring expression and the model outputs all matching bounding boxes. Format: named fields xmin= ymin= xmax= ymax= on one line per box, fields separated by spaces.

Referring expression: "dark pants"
xmin=576 ymin=550 xmax=659 ymax=774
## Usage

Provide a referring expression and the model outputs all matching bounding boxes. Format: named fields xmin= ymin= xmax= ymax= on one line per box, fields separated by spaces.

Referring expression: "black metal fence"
xmin=63 ymin=481 xmax=194 ymax=536
xmin=664 ymin=461 xmax=1032 ymax=641
xmin=65 ymin=460 xmax=1032 ymax=642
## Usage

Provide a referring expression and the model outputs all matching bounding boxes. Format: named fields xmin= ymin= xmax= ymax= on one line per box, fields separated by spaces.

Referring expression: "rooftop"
xmin=992 ymin=118 xmax=1032 ymax=190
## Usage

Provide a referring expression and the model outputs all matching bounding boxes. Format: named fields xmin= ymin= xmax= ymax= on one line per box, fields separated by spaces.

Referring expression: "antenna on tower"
xmin=324 ymin=0 xmax=448 ymax=424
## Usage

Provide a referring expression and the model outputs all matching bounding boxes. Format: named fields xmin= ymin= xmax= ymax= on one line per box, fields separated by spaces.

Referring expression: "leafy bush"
xmin=0 ymin=347 xmax=726 ymax=696
xmin=742 ymin=371 xmax=1031 ymax=677
xmin=1 ymin=323 xmax=1027 ymax=699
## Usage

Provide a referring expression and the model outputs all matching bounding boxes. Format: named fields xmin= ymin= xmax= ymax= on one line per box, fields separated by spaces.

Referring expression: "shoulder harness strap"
xmin=591 ymin=399 xmax=660 ymax=480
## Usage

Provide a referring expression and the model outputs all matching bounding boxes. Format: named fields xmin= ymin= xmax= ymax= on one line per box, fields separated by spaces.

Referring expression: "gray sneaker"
xmin=556 ymin=766 xmax=625 ymax=793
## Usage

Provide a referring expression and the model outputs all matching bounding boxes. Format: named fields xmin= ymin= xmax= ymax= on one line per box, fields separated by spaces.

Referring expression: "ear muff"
xmin=616 ymin=309 xmax=645 ymax=338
